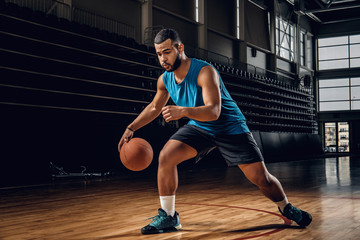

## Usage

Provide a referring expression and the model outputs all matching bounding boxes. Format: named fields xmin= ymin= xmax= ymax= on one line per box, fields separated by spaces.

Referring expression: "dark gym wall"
xmin=206 ymin=0 xmax=240 ymax=60
xmin=153 ymin=0 xmax=195 ymax=21
xmin=244 ymin=0 xmax=270 ymax=51
xmin=244 ymin=1 xmax=269 ymax=70
xmin=351 ymin=121 xmax=360 ymax=154
xmin=152 ymin=8 xmax=198 ymax=50
xmin=247 ymin=46 xmax=266 ymax=69
xmin=72 ymin=0 xmax=142 ymax=41
xmin=207 ymin=30 xmax=235 ymax=59
xmin=207 ymin=0 xmax=236 ymax=36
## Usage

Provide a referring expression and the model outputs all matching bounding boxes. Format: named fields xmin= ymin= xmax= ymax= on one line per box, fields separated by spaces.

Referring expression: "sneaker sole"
xmin=141 ymin=224 xmax=182 ymax=235
xmin=158 ymin=223 xmax=182 ymax=233
xmin=298 ymin=212 xmax=312 ymax=227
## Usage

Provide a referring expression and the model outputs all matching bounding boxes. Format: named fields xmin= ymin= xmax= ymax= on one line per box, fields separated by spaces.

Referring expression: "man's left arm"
xmin=161 ymin=65 xmax=221 ymax=122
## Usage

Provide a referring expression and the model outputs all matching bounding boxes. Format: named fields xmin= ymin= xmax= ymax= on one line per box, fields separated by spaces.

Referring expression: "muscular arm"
xmin=162 ymin=65 xmax=221 ymax=122
xmin=119 ymin=74 xmax=169 ymax=148
xmin=128 ymin=74 xmax=170 ymax=130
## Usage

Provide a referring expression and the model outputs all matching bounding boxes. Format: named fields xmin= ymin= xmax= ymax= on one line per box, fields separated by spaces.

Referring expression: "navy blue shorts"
xmin=169 ymin=125 xmax=264 ymax=166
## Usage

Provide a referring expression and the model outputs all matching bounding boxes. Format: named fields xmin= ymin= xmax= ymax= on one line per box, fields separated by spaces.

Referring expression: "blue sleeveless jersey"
xmin=162 ymin=58 xmax=249 ymax=135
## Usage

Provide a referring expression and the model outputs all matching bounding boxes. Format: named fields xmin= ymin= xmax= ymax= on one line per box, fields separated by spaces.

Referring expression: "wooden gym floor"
xmin=1 ymin=155 xmax=360 ymax=240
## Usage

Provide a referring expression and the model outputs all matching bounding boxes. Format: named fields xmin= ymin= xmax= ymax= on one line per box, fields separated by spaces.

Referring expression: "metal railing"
xmin=5 ymin=0 xmax=71 ymax=19
xmin=6 ymin=0 xmax=306 ymax=88
xmin=72 ymin=8 xmax=135 ymax=39
xmin=4 ymin=0 xmax=135 ymax=39
xmin=195 ymin=48 xmax=230 ymax=66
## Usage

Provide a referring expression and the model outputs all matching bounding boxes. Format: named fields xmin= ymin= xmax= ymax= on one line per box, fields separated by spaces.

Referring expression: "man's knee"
xmin=158 ymin=140 xmax=197 ymax=168
xmin=158 ymin=147 xmax=174 ymax=167
xmin=249 ymin=174 xmax=272 ymax=188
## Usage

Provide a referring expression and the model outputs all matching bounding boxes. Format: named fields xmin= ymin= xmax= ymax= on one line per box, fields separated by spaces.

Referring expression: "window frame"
xmin=318 ymin=34 xmax=360 ymax=70
xmin=319 ymin=77 xmax=360 ymax=111
xmin=276 ymin=17 xmax=296 ymax=62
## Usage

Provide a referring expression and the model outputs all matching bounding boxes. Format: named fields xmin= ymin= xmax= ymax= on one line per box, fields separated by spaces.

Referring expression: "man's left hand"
xmin=161 ymin=105 xmax=184 ymax=122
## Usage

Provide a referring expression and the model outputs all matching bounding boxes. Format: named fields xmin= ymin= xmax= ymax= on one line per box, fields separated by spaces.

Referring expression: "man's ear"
xmin=177 ymin=43 xmax=184 ymax=54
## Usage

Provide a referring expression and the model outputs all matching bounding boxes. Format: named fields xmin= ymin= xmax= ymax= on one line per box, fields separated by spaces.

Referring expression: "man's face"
xmin=154 ymin=39 xmax=181 ymax=72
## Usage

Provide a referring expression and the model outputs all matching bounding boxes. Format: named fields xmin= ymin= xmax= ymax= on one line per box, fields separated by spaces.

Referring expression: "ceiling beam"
xmin=305 ymin=12 xmax=322 ymax=22
xmin=306 ymin=2 xmax=360 ymax=13
xmin=322 ymin=16 xmax=360 ymax=24
xmin=332 ymin=0 xmax=360 ymax=4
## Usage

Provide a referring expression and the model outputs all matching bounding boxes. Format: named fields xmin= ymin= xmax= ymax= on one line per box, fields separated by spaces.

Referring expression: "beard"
xmin=165 ymin=54 xmax=181 ymax=72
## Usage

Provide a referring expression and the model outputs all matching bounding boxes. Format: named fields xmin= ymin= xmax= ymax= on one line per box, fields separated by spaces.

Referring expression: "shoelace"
xmin=146 ymin=214 xmax=172 ymax=227
xmin=287 ymin=207 xmax=302 ymax=221
xmin=146 ymin=215 xmax=160 ymax=224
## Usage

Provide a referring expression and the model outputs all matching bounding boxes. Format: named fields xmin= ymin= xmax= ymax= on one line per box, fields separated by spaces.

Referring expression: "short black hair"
xmin=154 ymin=28 xmax=181 ymax=45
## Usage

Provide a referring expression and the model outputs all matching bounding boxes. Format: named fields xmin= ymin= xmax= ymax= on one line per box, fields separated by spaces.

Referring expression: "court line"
xmin=185 ymin=190 xmax=360 ymax=200
xmin=178 ymin=202 xmax=293 ymax=240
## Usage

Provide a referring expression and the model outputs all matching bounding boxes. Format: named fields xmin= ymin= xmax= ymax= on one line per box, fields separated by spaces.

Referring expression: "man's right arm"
xmin=118 ymin=74 xmax=169 ymax=149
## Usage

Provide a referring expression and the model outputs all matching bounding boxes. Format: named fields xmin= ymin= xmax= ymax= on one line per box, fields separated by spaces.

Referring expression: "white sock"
xmin=160 ymin=195 xmax=175 ymax=217
xmin=276 ymin=196 xmax=289 ymax=212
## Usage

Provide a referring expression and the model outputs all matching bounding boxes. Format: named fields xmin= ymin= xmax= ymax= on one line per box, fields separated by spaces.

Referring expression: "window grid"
xmin=276 ymin=17 xmax=295 ymax=62
xmin=318 ymin=35 xmax=360 ymax=70
xmin=300 ymin=31 xmax=305 ymax=66
xmin=319 ymin=77 xmax=360 ymax=111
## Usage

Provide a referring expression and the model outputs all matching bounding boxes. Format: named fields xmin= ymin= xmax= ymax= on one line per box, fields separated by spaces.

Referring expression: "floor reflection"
xmin=325 ymin=156 xmax=351 ymax=186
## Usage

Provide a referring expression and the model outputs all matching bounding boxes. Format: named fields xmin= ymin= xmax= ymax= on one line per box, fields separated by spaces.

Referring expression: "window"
xmin=318 ymin=34 xmax=360 ymax=70
xmin=320 ymin=87 xmax=349 ymax=102
xmin=319 ymin=77 xmax=360 ymax=111
xmin=338 ymin=122 xmax=349 ymax=153
xmin=306 ymin=34 xmax=313 ymax=68
xmin=195 ymin=0 xmax=199 ymax=22
xmin=300 ymin=31 xmax=305 ymax=66
xmin=324 ymin=122 xmax=349 ymax=153
xmin=236 ymin=0 xmax=240 ymax=39
xmin=351 ymin=77 xmax=360 ymax=110
xmin=300 ymin=30 xmax=313 ymax=69
xmin=324 ymin=122 xmax=336 ymax=152
xmin=276 ymin=17 xmax=295 ymax=61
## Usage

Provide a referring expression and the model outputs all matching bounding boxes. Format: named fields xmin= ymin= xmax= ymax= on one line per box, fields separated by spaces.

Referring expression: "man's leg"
xmin=238 ymin=161 xmax=312 ymax=227
xmin=141 ymin=139 xmax=197 ymax=234
xmin=238 ymin=161 xmax=285 ymax=202
xmin=157 ymin=139 xmax=197 ymax=196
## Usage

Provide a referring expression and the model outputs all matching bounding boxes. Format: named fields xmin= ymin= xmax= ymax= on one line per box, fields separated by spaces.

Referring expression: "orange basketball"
xmin=119 ymin=138 xmax=153 ymax=171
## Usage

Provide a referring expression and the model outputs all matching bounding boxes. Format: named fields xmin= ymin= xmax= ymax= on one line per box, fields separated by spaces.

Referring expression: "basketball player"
xmin=119 ymin=29 xmax=312 ymax=234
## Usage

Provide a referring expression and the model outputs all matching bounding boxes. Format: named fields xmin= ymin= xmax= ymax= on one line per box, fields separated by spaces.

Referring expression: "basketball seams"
xmin=120 ymin=138 xmax=153 ymax=171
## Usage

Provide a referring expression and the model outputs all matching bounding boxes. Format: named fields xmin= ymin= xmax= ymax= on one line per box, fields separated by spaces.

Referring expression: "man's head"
xmin=154 ymin=29 xmax=184 ymax=72
xmin=154 ymin=28 xmax=181 ymax=46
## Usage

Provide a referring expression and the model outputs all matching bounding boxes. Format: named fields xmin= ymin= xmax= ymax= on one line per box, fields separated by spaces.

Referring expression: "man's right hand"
xmin=118 ymin=127 xmax=134 ymax=152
